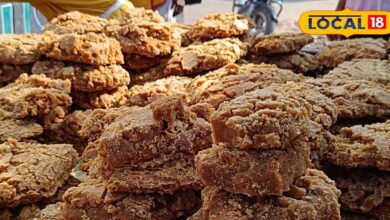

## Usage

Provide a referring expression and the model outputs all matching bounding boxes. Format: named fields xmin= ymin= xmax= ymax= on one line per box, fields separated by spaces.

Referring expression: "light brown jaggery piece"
xmin=71 ymin=86 xmax=128 ymax=109
xmin=305 ymin=78 xmax=390 ymax=119
xmin=328 ymin=168 xmax=390 ymax=220
xmin=123 ymin=53 xmax=169 ymax=70
xmin=188 ymin=63 xmax=305 ymax=108
xmin=324 ymin=59 xmax=390 ymax=86
xmin=191 ymin=169 xmax=341 ymax=220
xmin=95 ymin=96 xmax=211 ymax=170
xmin=0 ymin=74 xmax=72 ymax=125
xmin=250 ymin=33 xmax=314 ymax=55
xmin=316 ymin=38 xmax=387 ymax=68
xmin=42 ymin=11 xmax=107 ymax=34
xmin=195 ymin=144 xmax=310 ymax=196
xmin=32 ymin=61 xmax=130 ymax=92
xmin=187 ymin=12 xmax=253 ymax=42
xmin=0 ymin=64 xmax=31 ymax=86
xmin=38 ymin=33 xmax=124 ymax=65
xmin=61 ymin=179 xmax=200 ymax=220
xmin=126 ymin=76 xmax=192 ymax=107
xmin=0 ymin=118 xmax=43 ymax=142
xmin=210 ymin=87 xmax=312 ymax=150
xmin=322 ymin=120 xmax=390 ymax=171
xmin=0 ymin=140 xmax=77 ymax=207
xmin=0 ymin=34 xmax=41 ymax=65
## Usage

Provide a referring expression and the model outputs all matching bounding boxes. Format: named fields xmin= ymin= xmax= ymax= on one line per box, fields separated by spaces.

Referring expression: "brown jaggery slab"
xmin=324 ymin=59 xmax=390 ymax=86
xmin=210 ymin=87 xmax=312 ymax=150
xmin=187 ymin=12 xmax=254 ymax=42
xmin=305 ymin=78 xmax=390 ymax=119
xmin=316 ymin=38 xmax=387 ymax=68
xmin=125 ymin=76 xmax=192 ymax=107
xmin=42 ymin=11 xmax=108 ymax=34
xmin=0 ymin=64 xmax=31 ymax=86
xmin=195 ymin=144 xmax=311 ymax=197
xmin=61 ymin=179 xmax=200 ymax=220
xmin=0 ymin=34 xmax=41 ymax=65
xmin=38 ymin=33 xmax=124 ymax=65
xmin=250 ymin=33 xmax=314 ymax=55
xmin=71 ymin=86 xmax=128 ymax=109
xmin=0 ymin=118 xmax=43 ymax=142
xmin=32 ymin=61 xmax=130 ymax=92
xmin=188 ymin=63 xmax=305 ymax=109
xmin=0 ymin=74 xmax=72 ymax=125
xmin=0 ymin=139 xmax=77 ymax=207
xmin=322 ymin=120 xmax=390 ymax=171
xmin=190 ymin=169 xmax=341 ymax=220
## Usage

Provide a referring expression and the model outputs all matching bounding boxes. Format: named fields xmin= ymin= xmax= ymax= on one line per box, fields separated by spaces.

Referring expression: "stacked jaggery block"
xmin=193 ymin=87 xmax=341 ymax=219
xmin=36 ymin=32 xmax=129 ymax=109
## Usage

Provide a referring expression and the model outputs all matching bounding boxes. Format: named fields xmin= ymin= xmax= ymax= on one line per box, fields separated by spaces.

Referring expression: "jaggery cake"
xmin=0 ymin=74 xmax=72 ymax=125
xmin=324 ymin=59 xmax=390 ymax=85
xmin=38 ymin=33 xmax=124 ymax=65
xmin=190 ymin=169 xmax=341 ymax=220
xmin=187 ymin=12 xmax=253 ymax=42
xmin=125 ymin=76 xmax=192 ymax=107
xmin=0 ymin=118 xmax=43 ymax=142
xmin=316 ymin=38 xmax=387 ymax=68
xmin=0 ymin=64 xmax=31 ymax=86
xmin=250 ymin=33 xmax=314 ymax=55
xmin=42 ymin=11 xmax=108 ymax=34
xmin=321 ymin=120 xmax=390 ymax=171
xmin=0 ymin=139 xmax=77 ymax=207
xmin=188 ymin=63 xmax=304 ymax=108
xmin=71 ymin=86 xmax=128 ymax=109
xmin=32 ymin=61 xmax=130 ymax=92
xmin=0 ymin=34 xmax=41 ymax=65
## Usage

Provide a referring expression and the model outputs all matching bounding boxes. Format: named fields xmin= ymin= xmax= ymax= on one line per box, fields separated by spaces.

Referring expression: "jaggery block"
xmin=0 ymin=34 xmax=41 ymax=65
xmin=0 ymin=118 xmax=43 ymax=142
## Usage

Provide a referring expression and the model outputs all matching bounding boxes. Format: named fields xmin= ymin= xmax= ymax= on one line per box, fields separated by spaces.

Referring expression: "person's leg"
xmin=156 ymin=0 xmax=172 ymax=21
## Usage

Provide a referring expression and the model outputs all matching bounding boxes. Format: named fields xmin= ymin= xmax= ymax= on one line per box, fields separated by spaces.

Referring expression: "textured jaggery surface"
xmin=190 ymin=169 xmax=341 ymax=220
xmin=123 ymin=53 xmax=169 ymax=70
xmin=0 ymin=118 xmax=42 ymax=142
xmin=250 ymin=33 xmax=314 ymax=55
xmin=210 ymin=87 xmax=312 ymax=150
xmin=328 ymin=168 xmax=390 ymax=220
xmin=195 ymin=144 xmax=310 ymax=197
xmin=38 ymin=33 xmax=124 ymax=65
xmin=322 ymin=120 xmax=390 ymax=171
xmin=32 ymin=61 xmax=130 ymax=92
xmin=0 ymin=64 xmax=31 ymax=86
xmin=187 ymin=12 xmax=253 ymax=42
xmin=71 ymin=86 xmax=128 ymax=109
xmin=306 ymin=78 xmax=390 ymax=119
xmin=42 ymin=11 xmax=108 ymax=34
xmin=61 ymin=179 xmax=200 ymax=220
xmin=126 ymin=76 xmax=192 ymax=107
xmin=120 ymin=7 xmax=164 ymax=22
xmin=0 ymin=140 xmax=77 ymax=207
xmin=188 ymin=63 xmax=305 ymax=108
xmin=0 ymin=34 xmax=41 ymax=65
xmin=324 ymin=59 xmax=390 ymax=86
xmin=316 ymin=38 xmax=387 ymax=68
xmin=0 ymin=74 xmax=72 ymax=126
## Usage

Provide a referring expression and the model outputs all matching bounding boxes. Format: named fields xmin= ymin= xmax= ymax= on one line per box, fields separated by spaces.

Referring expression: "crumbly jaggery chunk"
xmin=305 ymin=78 xmax=390 ymax=119
xmin=322 ymin=120 xmax=390 ymax=171
xmin=195 ymin=144 xmax=310 ymax=197
xmin=71 ymin=86 xmax=128 ymax=109
xmin=0 ymin=74 xmax=72 ymax=125
xmin=316 ymin=38 xmax=387 ymax=68
xmin=0 ymin=64 xmax=31 ymax=86
xmin=42 ymin=11 xmax=108 ymax=34
xmin=0 ymin=140 xmax=77 ymax=207
xmin=95 ymin=96 xmax=211 ymax=170
xmin=0 ymin=34 xmax=41 ymax=65
xmin=250 ymin=33 xmax=314 ymax=55
xmin=0 ymin=118 xmax=43 ymax=142
xmin=61 ymin=179 xmax=200 ymax=220
xmin=123 ymin=53 xmax=168 ymax=70
xmin=191 ymin=169 xmax=341 ymax=220
xmin=32 ymin=61 xmax=130 ymax=92
xmin=38 ymin=33 xmax=124 ymax=65
xmin=121 ymin=7 xmax=164 ymax=22
xmin=188 ymin=63 xmax=305 ymax=108
xmin=187 ymin=12 xmax=253 ymax=42
xmin=126 ymin=76 xmax=192 ymax=107
xmin=324 ymin=59 xmax=390 ymax=86
xmin=210 ymin=87 xmax=312 ymax=150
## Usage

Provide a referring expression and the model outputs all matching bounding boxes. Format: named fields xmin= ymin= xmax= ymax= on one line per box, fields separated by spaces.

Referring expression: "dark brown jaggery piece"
xmin=0 ymin=118 xmax=43 ymax=142
xmin=0 ymin=34 xmax=41 ymax=65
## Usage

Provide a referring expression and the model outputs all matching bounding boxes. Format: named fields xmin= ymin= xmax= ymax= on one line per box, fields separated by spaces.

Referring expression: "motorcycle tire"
xmin=252 ymin=5 xmax=276 ymax=35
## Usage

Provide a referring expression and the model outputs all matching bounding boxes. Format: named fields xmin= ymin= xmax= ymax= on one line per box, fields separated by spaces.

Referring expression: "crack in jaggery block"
xmin=0 ymin=34 xmax=41 ymax=65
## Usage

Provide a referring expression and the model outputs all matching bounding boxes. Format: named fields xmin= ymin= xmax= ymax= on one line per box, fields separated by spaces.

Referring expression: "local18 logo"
xmin=299 ymin=9 xmax=389 ymax=37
